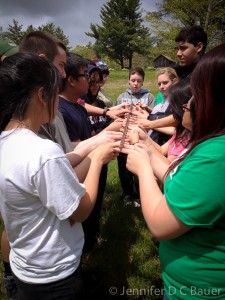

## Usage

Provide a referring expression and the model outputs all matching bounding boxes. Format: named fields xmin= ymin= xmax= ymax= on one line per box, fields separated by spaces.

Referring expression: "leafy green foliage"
xmin=1 ymin=19 xmax=25 ymax=45
xmin=86 ymin=0 xmax=151 ymax=69
xmin=37 ymin=23 xmax=69 ymax=47
xmin=1 ymin=1 xmax=224 ymax=69
xmin=146 ymin=0 xmax=225 ymax=53
xmin=0 ymin=19 xmax=70 ymax=47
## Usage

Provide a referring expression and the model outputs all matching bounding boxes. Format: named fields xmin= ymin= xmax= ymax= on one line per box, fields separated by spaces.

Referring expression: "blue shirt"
xmin=58 ymin=96 xmax=93 ymax=141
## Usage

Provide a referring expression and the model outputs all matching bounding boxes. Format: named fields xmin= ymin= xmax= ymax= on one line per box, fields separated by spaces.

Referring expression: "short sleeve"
xmin=33 ymin=156 xmax=85 ymax=221
xmin=164 ymin=141 xmax=225 ymax=227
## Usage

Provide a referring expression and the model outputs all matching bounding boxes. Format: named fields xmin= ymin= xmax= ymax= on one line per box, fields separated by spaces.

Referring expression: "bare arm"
xmin=66 ymin=131 xmax=123 ymax=168
xmin=127 ymin=125 xmax=170 ymax=166
xmin=122 ymin=144 xmax=192 ymax=240
xmin=73 ymin=154 xmax=92 ymax=183
xmin=128 ymin=126 xmax=180 ymax=177
xmin=84 ymin=102 xmax=131 ymax=120
xmin=135 ymin=115 xmax=178 ymax=130
xmin=152 ymin=126 xmax=175 ymax=136
xmin=69 ymin=142 xmax=120 ymax=223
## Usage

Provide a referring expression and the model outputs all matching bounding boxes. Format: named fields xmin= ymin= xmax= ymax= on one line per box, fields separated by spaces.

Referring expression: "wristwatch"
xmin=103 ymin=107 xmax=110 ymax=117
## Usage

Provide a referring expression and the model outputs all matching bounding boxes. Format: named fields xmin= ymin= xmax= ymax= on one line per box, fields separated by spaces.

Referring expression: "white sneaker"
xmin=133 ymin=199 xmax=141 ymax=207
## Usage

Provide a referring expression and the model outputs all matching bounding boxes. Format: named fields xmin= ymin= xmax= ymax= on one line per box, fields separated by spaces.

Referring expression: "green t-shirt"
xmin=155 ymin=92 xmax=164 ymax=105
xmin=161 ymin=135 xmax=225 ymax=299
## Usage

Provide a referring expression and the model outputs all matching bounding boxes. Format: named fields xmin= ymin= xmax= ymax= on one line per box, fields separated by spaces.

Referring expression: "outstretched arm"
xmin=122 ymin=143 xmax=192 ymax=240
xmin=84 ymin=102 xmax=131 ymax=120
xmin=135 ymin=115 xmax=177 ymax=130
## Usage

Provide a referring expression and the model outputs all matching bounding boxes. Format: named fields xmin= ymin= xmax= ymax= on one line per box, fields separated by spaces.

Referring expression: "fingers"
xmin=111 ymin=147 xmax=119 ymax=160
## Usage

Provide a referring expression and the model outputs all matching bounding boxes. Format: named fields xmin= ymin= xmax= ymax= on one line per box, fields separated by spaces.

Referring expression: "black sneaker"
xmin=81 ymin=267 xmax=101 ymax=290
xmin=1 ymin=272 xmax=18 ymax=300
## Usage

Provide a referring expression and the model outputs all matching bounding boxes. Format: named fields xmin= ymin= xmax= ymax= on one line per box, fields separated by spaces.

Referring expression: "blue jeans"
xmin=163 ymin=295 xmax=169 ymax=300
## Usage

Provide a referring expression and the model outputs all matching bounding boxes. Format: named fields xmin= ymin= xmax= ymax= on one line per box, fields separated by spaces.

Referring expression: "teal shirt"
xmin=161 ymin=135 xmax=225 ymax=299
xmin=155 ymin=92 xmax=164 ymax=105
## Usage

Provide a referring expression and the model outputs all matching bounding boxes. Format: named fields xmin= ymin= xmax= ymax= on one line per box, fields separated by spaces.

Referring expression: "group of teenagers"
xmin=0 ymin=23 xmax=225 ymax=300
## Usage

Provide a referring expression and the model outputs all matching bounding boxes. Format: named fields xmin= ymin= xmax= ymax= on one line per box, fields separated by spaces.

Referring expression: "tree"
xmin=146 ymin=0 xmax=225 ymax=58
xmin=1 ymin=19 xmax=70 ymax=48
xmin=86 ymin=0 xmax=152 ymax=69
xmin=144 ymin=10 xmax=179 ymax=61
xmin=37 ymin=23 xmax=69 ymax=47
xmin=1 ymin=20 xmax=25 ymax=45
xmin=72 ymin=43 xmax=97 ymax=60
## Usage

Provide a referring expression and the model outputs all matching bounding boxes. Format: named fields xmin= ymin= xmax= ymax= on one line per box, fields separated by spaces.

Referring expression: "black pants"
xmin=82 ymin=164 xmax=108 ymax=252
xmin=117 ymin=153 xmax=139 ymax=199
xmin=13 ymin=266 xmax=84 ymax=300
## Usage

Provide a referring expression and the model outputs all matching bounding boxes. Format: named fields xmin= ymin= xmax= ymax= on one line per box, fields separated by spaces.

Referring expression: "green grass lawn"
xmin=0 ymin=69 xmax=163 ymax=300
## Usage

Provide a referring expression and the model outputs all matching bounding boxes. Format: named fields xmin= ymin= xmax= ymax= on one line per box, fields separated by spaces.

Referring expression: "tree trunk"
xmin=120 ymin=58 xmax=124 ymax=69
xmin=128 ymin=55 xmax=132 ymax=69
xmin=204 ymin=0 xmax=213 ymax=30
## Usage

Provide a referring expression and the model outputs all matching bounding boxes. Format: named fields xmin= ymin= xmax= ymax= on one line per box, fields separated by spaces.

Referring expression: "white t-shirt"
xmin=0 ymin=128 xmax=85 ymax=284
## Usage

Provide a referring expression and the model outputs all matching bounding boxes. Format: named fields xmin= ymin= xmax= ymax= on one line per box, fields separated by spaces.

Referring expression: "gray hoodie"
xmin=116 ymin=88 xmax=155 ymax=108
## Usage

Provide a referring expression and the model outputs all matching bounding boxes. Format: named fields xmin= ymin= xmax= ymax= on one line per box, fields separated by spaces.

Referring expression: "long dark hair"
xmin=167 ymin=78 xmax=192 ymax=146
xmin=165 ymin=42 xmax=225 ymax=177
xmin=0 ymin=52 xmax=60 ymax=133
xmin=87 ymin=66 xmax=103 ymax=104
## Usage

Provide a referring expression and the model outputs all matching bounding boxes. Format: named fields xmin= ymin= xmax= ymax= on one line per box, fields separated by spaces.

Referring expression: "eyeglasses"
xmin=78 ymin=72 xmax=89 ymax=79
xmin=182 ymin=104 xmax=191 ymax=112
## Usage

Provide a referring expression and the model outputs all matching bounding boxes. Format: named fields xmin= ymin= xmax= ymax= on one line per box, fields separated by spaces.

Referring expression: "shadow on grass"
xmin=82 ymin=168 xmax=163 ymax=300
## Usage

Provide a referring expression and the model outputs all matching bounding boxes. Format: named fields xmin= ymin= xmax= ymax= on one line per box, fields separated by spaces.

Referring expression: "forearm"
xmin=123 ymin=145 xmax=190 ymax=239
xmin=150 ymin=152 xmax=170 ymax=182
xmin=72 ymin=135 xmax=98 ymax=151
xmin=66 ymin=141 xmax=95 ymax=167
xmin=84 ymin=102 xmax=106 ymax=116
xmin=103 ymin=120 xmax=123 ymax=132
xmin=149 ymin=115 xmax=177 ymax=129
xmin=153 ymin=126 xmax=175 ymax=136
xmin=74 ymin=155 xmax=92 ymax=183
xmin=144 ymin=135 xmax=162 ymax=153
xmin=80 ymin=159 xmax=103 ymax=216
xmin=138 ymin=166 xmax=188 ymax=240
xmin=137 ymin=165 xmax=166 ymax=235
xmin=144 ymin=137 xmax=170 ymax=166
xmin=70 ymin=159 xmax=103 ymax=222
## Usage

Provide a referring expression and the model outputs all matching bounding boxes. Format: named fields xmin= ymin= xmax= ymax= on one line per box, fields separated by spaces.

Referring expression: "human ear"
xmin=68 ymin=76 xmax=75 ymax=86
xmin=196 ymin=42 xmax=203 ymax=54
xmin=37 ymin=87 xmax=47 ymax=107
xmin=39 ymin=53 xmax=47 ymax=60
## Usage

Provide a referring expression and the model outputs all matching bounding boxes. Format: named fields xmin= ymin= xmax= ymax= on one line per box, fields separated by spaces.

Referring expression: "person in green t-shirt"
xmin=122 ymin=42 xmax=225 ymax=299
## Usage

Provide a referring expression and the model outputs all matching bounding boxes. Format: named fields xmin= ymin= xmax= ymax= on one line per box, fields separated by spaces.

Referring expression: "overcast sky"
xmin=0 ymin=0 xmax=160 ymax=48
